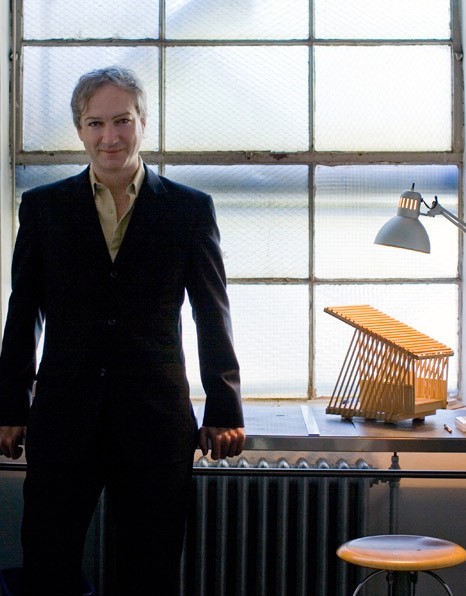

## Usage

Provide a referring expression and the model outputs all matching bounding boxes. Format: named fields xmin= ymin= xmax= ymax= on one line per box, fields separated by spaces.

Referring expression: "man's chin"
xmin=98 ymin=157 xmax=127 ymax=170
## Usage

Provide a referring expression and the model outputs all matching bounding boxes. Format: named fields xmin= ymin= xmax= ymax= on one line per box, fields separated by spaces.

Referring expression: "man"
xmin=0 ymin=66 xmax=245 ymax=595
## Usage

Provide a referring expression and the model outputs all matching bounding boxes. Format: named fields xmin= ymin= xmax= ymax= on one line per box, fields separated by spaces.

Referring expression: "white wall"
xmin=0 ymin=0 xmax=13 ymax=327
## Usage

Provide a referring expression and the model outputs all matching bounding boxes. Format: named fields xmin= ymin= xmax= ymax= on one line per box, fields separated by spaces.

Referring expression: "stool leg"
xmin=352 ymin=569 xmax=387 ymax=595
xmin=386 ymin=571 xmax=416 ymax=596
xmin=423 ymin=570 xmax=454 ymax=596
xmin=408 ymin=571 xmax=418 ymax=596
xmin=386 ymin=571 xmax=394 ymax=596
xmin=392 ymin=570 xmax=414 ymax=595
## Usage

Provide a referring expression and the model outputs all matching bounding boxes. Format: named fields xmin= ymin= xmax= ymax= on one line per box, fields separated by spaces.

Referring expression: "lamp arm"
xmin=424 ymin=198 xmax=466 ymax=235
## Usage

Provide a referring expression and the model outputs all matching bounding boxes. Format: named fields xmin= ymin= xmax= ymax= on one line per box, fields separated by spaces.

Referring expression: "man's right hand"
xmin=0 ymin=426 xmax=26 ymax=459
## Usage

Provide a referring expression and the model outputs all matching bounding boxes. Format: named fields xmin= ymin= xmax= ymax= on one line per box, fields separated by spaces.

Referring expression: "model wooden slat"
xmin=324 ymin=305 xmax=453 ymax=360
xmin=325 ymin=305 xmax=453 ymax=422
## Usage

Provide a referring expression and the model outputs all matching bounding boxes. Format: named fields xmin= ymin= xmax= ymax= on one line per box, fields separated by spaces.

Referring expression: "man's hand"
xmin=0 ymin=426 xmax=26 ymax=459
xmin=198 ymin=426 xmax=246 ymax=460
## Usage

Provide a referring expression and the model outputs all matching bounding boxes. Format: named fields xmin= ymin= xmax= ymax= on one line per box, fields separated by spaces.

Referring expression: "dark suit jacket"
xmin=0 ymin=165 xmax=243 ymax=465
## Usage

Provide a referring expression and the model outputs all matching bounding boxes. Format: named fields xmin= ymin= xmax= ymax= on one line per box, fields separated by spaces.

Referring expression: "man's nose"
xmin=101 ymin=124 xmax=119 ymax=145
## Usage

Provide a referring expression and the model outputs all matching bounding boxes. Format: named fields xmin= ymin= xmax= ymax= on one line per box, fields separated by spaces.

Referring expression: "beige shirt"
xmin=90 ymin=159 xmax=145 ymax=261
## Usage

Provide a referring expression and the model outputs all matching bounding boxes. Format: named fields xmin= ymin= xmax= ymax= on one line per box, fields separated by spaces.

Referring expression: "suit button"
xmin=110 ymin=270 xmax=117 ymax=278
xmin=108 ymin=318 xmax=116 ymax=326
xmin=99 ymin=368 xmax=106 ymax=377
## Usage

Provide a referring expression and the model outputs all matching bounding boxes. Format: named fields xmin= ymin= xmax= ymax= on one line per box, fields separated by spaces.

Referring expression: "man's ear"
xmin=76 ymin=126 xmax=83 ymax=141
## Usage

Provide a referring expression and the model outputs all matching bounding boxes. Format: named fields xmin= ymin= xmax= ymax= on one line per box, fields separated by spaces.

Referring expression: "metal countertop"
xmin=240 ymin=404 xmax=466 ymax=453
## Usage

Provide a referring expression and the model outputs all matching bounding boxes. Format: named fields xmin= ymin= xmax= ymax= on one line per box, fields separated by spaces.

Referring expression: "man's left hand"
xmin=198 ymin=426 xmax=246 ymax=460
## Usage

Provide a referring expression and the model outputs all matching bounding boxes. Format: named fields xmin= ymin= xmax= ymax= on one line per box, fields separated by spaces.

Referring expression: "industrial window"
xmin=10 ymin=0 xmax=463 ymax=400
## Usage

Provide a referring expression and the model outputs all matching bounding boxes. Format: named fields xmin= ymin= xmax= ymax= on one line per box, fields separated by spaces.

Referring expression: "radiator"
xmin=179 ymin=456 xmax=372 ymax=596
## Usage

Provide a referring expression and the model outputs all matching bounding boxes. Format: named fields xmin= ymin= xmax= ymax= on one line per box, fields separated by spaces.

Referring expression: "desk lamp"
xmin=374 ymin=183 xmax=466 ymax=253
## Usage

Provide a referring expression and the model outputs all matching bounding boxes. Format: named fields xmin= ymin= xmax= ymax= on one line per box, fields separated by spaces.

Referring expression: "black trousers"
xmin=20 ymin=453 xmax=195 ymax=596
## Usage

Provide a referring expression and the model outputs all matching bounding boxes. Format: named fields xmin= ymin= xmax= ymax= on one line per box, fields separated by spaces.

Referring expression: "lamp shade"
xmin=374 ymin=189 xmax=430 ymax=253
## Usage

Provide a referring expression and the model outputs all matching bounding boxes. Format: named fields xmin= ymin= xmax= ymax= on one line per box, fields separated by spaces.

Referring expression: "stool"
xmin=337 ymin=535 xmax=466 ymax=595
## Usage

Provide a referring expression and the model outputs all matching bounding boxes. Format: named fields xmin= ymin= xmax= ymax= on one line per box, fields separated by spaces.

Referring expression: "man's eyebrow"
xmin=84 ymin=112 xmax=132 ymax=122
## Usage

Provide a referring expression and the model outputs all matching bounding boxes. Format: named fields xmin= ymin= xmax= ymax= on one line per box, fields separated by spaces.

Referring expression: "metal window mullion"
xmin=219 ymin=278 xmax=462 ymax=287
xmin=458 ymin=162 xmax=464 ymax=400
xmin=9 ymin=0 xmax=17 ymax=217
xmin=451 ymin=0 xmax=464 ymax=155
xmin=14 ymin=151 xmax=464 ymax=167
xmin=308 ymin=0 xmax=315 ymax=399
xmin=12 ymin=0 xmax=23 ymax=160
xmin=451 ymin=0 xmax=464 ymax=401
xmin=308 ymin=165 xmax=316 ymax=399
xmin=20 ymin=37 xmax=451 ymax=48
xmin=313 ymin=38 xmax=451 ymax=46
xmin=20 ymin=38 xmax=313 ymax=48
xmin=20 ymin=38 xmax=162 ymax=47
xmin=313 ymin=278 xmax=460 ymax=286
xmin=11 ymin=0 xmax=23 ymax=249
xmin=158 ymin=0 xmax=166 ymax=176
xmin=309 ymin=0 xmax=314 ymax=153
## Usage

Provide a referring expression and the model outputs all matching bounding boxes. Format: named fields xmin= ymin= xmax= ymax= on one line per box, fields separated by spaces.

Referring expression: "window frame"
xmin=6 ymin=0 xmax=465 ymax=400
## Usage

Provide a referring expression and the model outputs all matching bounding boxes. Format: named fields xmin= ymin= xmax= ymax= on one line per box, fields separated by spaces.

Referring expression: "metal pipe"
xmin=3 ymin=462 xmax=466 ymax=479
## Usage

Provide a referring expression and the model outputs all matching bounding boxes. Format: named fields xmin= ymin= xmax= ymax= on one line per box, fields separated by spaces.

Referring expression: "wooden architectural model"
xmin=325 ymin=305 xmax=454 ymax=422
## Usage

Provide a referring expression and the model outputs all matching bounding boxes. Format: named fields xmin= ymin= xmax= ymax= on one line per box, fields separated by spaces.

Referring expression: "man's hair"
xmin=70 ymin=65 xmax=147 ymax=128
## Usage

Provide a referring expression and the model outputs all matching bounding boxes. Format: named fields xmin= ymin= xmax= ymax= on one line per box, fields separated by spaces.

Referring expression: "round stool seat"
xmin=337 ymin=535 xmax=466 ymax=572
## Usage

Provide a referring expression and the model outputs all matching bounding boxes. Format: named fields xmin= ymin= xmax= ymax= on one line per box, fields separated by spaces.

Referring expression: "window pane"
xmin=166 ymin=0 xmax=309 ymax=40
xmin=315 ymin=46 xmax=451 ymax=151
xmin=315 ymin=0 xmax=450 ymax=40
xmin=164 ymin=165 xmax=309 ymax=278
xmin=314 ymin=165 xmax=458 ymax=279
xmin=165 ymin=46 xmax=309 ymax=151
xmin=182 ymin=285 xmax=309 ymax=398
xmin=315 ymin=284 xmax=458 ymax=397
xmin=23 ymin=0 xmax=159 ymax=39
xmin=22 ymin=47 xmax=159 ymax=152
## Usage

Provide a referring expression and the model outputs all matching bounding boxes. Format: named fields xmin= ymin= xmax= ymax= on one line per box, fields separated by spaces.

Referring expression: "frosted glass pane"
xmin=315 ymin=46 xmax=451 ymax=151
xmin=166 ymin=0 xmax=309 ymax=40
xmin=165 ymin=165 xmax=309 ymax=278
xmin=24 ymin=0 xmax=159 ymax=39
xmin=314 ymin=284 xmax=458 ymax=397
xmin=165 ymin=46 xmax=309 ymax=151
xmin=182 ymin=285 xmax=309 ymax=398
xmin=23 ymin=47 xmax=159 ymax=151
xmin=315 ymin=0 xmax=450 ymax=40
xmin=314 ymin=165 xmax=458 ymax=279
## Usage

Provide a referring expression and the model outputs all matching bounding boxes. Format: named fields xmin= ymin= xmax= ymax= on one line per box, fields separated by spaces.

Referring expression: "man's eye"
xmin=118 ymin=118 xmax=130 ymax=125
xmin=88 ymin=121 xmax=101 ymax=127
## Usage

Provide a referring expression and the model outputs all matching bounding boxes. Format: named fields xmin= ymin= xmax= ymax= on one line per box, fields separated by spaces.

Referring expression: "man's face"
xmin=77 ymin=84 xmax=145 ymax=178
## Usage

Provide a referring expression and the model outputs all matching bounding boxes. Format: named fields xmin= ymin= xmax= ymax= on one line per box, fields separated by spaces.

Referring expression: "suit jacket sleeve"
xmin=0 ymin=193 xmax=44 ymax=425
xmin=185 ymin=194 xmax=244 ymax=429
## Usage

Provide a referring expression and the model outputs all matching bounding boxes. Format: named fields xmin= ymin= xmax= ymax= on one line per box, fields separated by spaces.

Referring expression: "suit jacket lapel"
xmin=71 ymin=166 xmax=113 ymax=266
xmin=113 ymin=166 xmax=170 ymax=266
